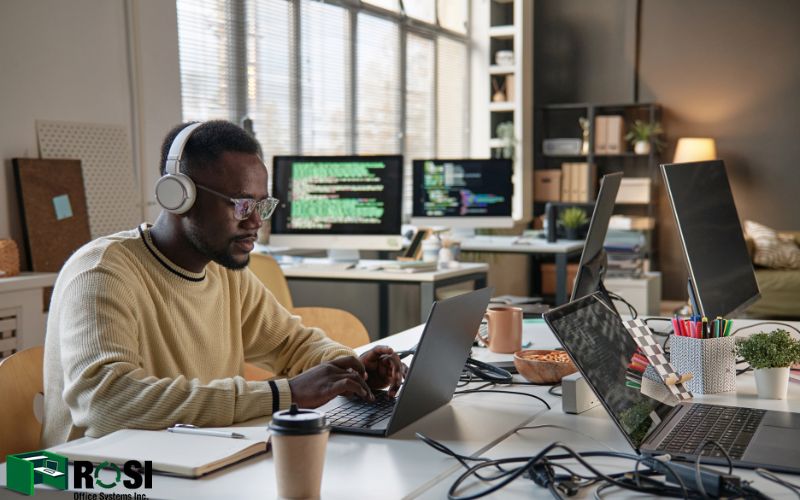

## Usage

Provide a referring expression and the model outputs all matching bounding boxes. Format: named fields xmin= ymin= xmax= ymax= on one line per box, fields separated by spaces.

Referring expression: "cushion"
xmin=743 ymin=220 xmax=800 ymax=269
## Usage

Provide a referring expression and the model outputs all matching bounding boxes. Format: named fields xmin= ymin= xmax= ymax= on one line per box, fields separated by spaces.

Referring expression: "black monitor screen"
xmin=571 ymin=172 xmax=623 ymax=301
xmin=412 ymin=159 xmax=513 ymax=218
xmin=271 ymin=155 xmax=403 ymax=235
xmin=661 ymin=160 xmax=760 ymax=318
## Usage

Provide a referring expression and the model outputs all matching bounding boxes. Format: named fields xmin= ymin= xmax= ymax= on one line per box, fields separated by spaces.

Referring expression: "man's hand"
xmin=288 ymin=356 xmax=374 ymax=408
xmin=360 ymin=346 xmax=407 ymax=397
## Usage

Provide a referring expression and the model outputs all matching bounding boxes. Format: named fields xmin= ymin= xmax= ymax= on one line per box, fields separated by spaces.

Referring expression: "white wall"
xmin=0 ymin=0 xmax=181 ymax=268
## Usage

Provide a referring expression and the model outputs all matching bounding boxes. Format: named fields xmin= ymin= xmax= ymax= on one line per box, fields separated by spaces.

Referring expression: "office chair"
xmin=0 ymin=346 xmax=44 ymax=460
xmin=248 ymin=253 xmax=294 ymax=309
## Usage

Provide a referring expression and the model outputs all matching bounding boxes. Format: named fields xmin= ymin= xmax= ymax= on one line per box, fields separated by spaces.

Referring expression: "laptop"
xmin=316 ymin=286 xmax=494 ymax=436
xmin=544 ymin=292 xmax=800 ymax=474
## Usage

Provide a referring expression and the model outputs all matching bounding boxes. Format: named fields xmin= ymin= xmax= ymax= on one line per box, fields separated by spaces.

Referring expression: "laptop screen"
xmin=544 ymin=293 xmax=673 ymax=449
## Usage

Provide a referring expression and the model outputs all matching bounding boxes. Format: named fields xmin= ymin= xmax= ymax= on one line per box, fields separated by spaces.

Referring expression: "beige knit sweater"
xmin=42 ymin=224 xmax=355 ymax=447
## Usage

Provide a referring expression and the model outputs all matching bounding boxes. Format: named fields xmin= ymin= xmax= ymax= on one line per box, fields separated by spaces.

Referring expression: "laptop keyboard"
xmin=660 ymin=404 xmax=765 ymax=460
xmin=325 ymin=391 xmax=397 ymax=429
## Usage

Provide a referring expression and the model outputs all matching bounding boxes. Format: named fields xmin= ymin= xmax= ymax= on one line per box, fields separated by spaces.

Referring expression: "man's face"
xmin=183 ymin=151 xmax=268 ymax=270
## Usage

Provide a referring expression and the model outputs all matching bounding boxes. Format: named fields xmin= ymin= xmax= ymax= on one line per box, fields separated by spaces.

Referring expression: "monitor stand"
xmin=327 ymin=249 xmax=360 ymax=263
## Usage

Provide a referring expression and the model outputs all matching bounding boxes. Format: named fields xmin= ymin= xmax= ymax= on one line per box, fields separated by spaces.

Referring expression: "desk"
xmin=280 ymin=259 xmax=488 ymax=337
xmin=3 ymin=320 xmax=798 ymax=499
xmin=460 ymin=235 xmax=584 ymax=305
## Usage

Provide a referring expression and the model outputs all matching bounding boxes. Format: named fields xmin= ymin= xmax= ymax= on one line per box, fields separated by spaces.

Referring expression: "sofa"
xmin=744 ymin=230 xmax=800 ymax=319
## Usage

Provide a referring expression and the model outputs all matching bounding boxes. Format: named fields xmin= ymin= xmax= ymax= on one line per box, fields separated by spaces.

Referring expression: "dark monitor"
xmin=410 ymin=158 xmax=514 ymax=228
xmin=270 ymin=155 xmax=403 ymax=250
xmin=661 ymin=160 xmax=760 ymax=318
xmin=570 ymin=172 xmax=623 ymax=302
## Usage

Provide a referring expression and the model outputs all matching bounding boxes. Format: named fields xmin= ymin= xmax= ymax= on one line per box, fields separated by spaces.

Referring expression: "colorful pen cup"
xmin=669 ymin=335 xmax=736 ymax=394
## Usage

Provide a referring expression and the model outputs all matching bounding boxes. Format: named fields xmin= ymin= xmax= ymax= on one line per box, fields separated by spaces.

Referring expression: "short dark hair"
xmin=159 ymin=120 xmax=261 ymax=176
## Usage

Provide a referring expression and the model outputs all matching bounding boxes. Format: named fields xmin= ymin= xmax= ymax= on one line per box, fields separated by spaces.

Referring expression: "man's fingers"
xmin=330 ymin=355 xmax=367 ymax=376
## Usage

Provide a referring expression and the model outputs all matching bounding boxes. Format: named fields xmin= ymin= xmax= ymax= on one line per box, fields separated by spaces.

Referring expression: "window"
xmin=177 ymin=0 xmax=470 ymax=215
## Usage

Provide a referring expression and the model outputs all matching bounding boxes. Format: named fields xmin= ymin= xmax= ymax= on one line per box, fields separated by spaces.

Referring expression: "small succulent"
xmin=625 ymin=120 xmax=665 ymax=150
xmin=559 ymin=207 xmax=588 ymax=229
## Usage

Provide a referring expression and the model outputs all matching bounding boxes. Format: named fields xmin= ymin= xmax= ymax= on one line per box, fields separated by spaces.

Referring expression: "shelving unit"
xmin=471 ymin=0 xmax=533 ymax=223
xmin=533 ymin=102 xmax=663 ymax=273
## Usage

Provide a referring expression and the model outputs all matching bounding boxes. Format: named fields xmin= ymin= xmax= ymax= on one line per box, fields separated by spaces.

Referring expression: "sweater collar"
xmin=138 ymin=224 xmax=207 ymax=282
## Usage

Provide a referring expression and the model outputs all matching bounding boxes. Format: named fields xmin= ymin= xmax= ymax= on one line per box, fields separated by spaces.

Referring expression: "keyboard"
xmin=660 ymin=404 xmax=765 ymax=460
xmin=325 ymin=391 xmax=397 ymax=429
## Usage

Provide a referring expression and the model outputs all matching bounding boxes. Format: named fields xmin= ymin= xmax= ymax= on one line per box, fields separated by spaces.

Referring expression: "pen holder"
xmin=669 ymin=335 xmax=736 ymax=394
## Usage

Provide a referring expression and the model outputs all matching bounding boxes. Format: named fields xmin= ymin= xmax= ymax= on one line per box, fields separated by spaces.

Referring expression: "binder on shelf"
xmin=594 ymin=116 xmax=608 ymax=154
xmin=605 ymin=116 xmax=625 ymax=154
xmin=574 ymin=162 xmax=597 ymax=202
xmin=505 ymin=74 xmax=515 ymax=102
xmin=616 ymin=177 xmax=652 ymax=204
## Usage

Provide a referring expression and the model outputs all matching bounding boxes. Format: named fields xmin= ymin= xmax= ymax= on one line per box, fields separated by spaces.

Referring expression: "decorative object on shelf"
xmin=578 ymin=117 xmax=590 ymax=155
xmin=542 ymin=138 xmax=581 ymax=156
xmin=673 ymin=137 xmax=717 ymax=163
xmin=491 ymin=78 xmax=506 ymax=102
xmin=625 ymin=120 xmax=664 ymax=155
xmin=495 ymin=121 xmax=517 ymax=160
xmin=494 ymin=50 xmax=514 ymax=66
xmin=736 ymin=329 xmax=800 ymax=399
xmin=558 ymin=207 xmax=588 ymax=240
xmin=0 ymin=239 xmax=20 ymax=278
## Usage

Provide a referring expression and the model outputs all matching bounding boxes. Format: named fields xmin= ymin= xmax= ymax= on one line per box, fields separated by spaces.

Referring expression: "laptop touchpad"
xmin=744 ymin=426 xmax=800 ymax=464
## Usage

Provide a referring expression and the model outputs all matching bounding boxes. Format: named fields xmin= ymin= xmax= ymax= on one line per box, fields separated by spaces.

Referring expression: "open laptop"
xmin=544 ymin=292 xmax=800 ymax=474
xmin=316 ymin=286 xmax=494 ymax=436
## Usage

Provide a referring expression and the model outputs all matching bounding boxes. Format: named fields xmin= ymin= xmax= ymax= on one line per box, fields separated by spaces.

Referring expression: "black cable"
xmin=692 ymin=440 xmax=733 ymax=499
xmin=454 ymin=388 xmax=551 ymax=410
xmin=643 ymin=316 xmax=674 ymax=336
xmin=730 ymin=321 xmax=800 ymax=337
xmin=606 ymin=290 xmax=638 ymax=319
xmin=755 ymin=467 xmax=800 ymax=497
xmin=548 ymin=383 xmax=562 ymax=397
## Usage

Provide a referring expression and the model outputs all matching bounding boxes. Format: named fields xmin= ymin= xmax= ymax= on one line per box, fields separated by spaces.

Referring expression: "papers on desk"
xmin=490 ymin=295 xmax=542 ymax=305
xmin=53 ymin=428 xmax=269 ymax=478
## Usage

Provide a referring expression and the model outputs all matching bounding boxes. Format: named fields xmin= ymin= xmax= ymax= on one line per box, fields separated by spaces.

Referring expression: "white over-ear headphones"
xmin=154 ymin=122 xmax=203 ymax=214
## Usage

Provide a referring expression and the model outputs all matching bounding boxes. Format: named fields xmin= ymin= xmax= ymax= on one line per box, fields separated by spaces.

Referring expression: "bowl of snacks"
xmin=513 ymin=349 xmax=577 ymax=384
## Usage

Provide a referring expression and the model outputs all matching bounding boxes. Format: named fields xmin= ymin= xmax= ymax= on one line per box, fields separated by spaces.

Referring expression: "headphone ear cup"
xmin=155 ymin=173 xmax=197 ymax=214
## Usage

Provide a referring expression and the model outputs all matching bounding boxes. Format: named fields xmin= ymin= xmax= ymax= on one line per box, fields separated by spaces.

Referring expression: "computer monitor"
xmin=45 ymin=460 xmax=58 ymax=471
xmin=270 ymin=155 xmax=404 ymax=251
xmin=410 ymin=159 xmax=514 ymax=228
xmin=661 ymin=160 xmax=760 ymax=318
xmin=570 ymin=172 xmax=623 ymax=302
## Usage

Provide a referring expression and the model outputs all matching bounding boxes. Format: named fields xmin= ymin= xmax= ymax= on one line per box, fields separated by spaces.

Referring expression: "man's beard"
xmin=185 ymin=224 xmax=249 ymax=270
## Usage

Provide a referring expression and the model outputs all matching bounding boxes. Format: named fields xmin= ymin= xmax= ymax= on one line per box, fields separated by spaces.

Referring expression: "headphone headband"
xmin=164 ymin=122 xmax=203 ymax=175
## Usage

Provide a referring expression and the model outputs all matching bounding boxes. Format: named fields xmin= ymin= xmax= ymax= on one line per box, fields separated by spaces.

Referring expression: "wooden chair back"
xmin=248 ymin=253 xmax=293 ymax=309
xmin=0 ymin=346 xmax=44 ymax=460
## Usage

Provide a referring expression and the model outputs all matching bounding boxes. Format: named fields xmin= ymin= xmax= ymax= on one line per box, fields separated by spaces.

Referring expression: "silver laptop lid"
xmin=543 ymin=292 xmax=674 ymax=451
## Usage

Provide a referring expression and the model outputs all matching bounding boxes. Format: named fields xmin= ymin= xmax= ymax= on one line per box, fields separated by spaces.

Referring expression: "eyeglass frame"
xmin=195 ymin=183 xmax=279 ymax=221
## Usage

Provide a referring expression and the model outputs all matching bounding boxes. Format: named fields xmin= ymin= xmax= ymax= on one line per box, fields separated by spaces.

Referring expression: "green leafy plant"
xmin=559 ymin=207 xmax=588 ymax=229
xmin=736 ymin=329 xmax=800 ymax=369
xmin=624 ymin=120 xmax=665 ymax=149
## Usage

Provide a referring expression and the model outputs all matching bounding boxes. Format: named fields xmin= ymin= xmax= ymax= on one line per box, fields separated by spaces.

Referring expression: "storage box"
xmin=615 ymin=177 xmax=651 ymax=204
xmin=540 ymin=262 xmax=579 ymax=296
xmin=670 ymin=335 xmax=737 ymax=394
xmin=604 ymin=272 xmax=661 ymax=315
xmin=534 ymin=169 xmax=561 ymax=202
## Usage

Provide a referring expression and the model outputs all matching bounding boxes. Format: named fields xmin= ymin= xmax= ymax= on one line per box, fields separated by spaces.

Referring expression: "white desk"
xmin=3 ymin=319 xmax=798 ymax=499
xmin=460 ymin=235 xmax=584 ymax=305
xmin=279 ymin=258 xmax=489 ymax=337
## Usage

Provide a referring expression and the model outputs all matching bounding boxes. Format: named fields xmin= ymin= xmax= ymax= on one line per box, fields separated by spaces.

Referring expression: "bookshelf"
xmin=471 ymin=0 xmax=534 ymax=223
xmin=533 ymin=102 xmax=663 ymax=272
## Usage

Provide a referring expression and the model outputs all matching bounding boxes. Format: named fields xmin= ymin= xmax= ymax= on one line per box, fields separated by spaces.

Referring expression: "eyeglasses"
xmin=196 ymin=184 xmax=279 ymax=221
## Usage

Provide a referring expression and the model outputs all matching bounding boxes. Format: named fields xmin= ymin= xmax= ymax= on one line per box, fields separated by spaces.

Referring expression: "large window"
xmin=177 ymin=0 xmax=470 ymax=214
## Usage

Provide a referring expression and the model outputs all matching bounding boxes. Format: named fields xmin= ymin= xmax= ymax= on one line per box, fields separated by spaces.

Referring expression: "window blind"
xmin=436 ymin=36 xmax=468 ymax=158
xmin=404 ymin=33 xmax=435 ymax=214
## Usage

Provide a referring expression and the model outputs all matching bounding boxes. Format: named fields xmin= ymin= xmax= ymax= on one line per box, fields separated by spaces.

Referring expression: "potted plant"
xmin=495 ymin=121 xmax=517 ymax=160
xmin=559 ymin=207 xmax=588 ymax=240
xmin=736 ymin=329 xmax=800 ymax=399
xmin=625 ymin=120 xmax=664 ymax=155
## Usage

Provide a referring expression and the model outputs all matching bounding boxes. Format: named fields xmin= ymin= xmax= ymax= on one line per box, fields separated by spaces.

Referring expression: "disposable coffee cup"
xmin=269 ymin=404 xmax=330 ymax=499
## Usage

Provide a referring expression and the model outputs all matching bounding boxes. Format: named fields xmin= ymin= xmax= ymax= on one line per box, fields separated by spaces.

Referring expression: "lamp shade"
xmin=673 ymin=137 xmax=717 ymax=163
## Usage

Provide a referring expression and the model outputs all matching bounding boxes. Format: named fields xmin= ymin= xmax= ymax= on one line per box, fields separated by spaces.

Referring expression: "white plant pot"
xmin=753 ymin=367 xmax=790 ymax=399
xmin=634 ymin=140 xmax=651 ymax=155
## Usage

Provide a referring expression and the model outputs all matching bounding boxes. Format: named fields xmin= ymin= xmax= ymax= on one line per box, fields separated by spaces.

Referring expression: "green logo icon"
xmin=6 ymin=450 xmax=68 ymax=496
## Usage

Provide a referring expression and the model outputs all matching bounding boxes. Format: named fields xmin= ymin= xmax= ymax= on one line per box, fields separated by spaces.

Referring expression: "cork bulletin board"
xmin=12 ymin=158 xmax=92 ymax=272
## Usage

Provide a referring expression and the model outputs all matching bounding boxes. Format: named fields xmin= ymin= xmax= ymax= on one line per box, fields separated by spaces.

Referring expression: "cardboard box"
xmin=541 ymin=262 xmax=579 ymax=296
xmin=616 ymin=177 xmax=651 ymax=204
xmin=534 ymin=169 xmax=561 ymax=202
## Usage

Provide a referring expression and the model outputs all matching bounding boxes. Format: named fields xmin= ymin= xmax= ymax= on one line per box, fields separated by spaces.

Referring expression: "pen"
xmin=167 ymin=425 xmax=244 ymax=439
xmin=701 ymin=317 xmax=708 ymax=339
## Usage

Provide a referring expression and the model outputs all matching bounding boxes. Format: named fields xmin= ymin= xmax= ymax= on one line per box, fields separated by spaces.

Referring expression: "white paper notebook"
xmin=53 ymin=428 xmax=269 ymax=478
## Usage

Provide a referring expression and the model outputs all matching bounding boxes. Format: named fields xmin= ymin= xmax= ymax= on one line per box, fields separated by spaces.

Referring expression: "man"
xmin=42 ymin=121 xmax=404 ymax=447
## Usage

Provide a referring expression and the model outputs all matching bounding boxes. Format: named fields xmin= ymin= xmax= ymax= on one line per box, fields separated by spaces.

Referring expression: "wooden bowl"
xmin=513 ymin=349 xmax=577 ymax=384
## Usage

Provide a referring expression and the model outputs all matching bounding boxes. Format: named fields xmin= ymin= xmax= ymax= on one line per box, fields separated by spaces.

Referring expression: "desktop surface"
xmin=5 ymin=320 xmax=797 ymax=499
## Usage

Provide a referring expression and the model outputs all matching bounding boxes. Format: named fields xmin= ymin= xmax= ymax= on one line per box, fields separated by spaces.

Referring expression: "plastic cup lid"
xmin=269 ymin=404 xmax=330 ymax=435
